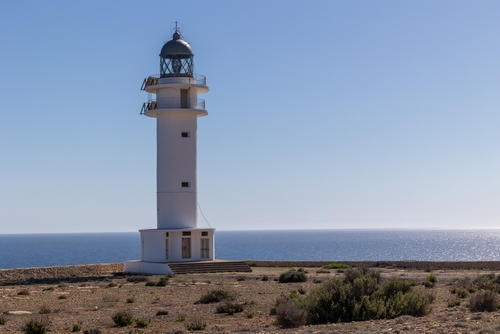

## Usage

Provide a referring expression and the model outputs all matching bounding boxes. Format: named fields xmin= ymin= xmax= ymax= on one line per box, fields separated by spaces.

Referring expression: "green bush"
xmin=71 ymin=324 xmax=81 ymax=332
xmin=156 ymin=277 xmax=169 ymax=286
xmin=145 ymin=281 xmax=156 ymax=286
xmin=278 ymin=269 xmax=308 ymax=283
xmin=275 ymin=296 xmax=307 ymax=328
xmin=112 ymin=311 xmax=134 ymax=326
xmin=23 ymin=317 xmax=49 ymax=334
xmin=323 ymin=263 xmax=349 ymax=269
xmin=185 ymin=319 xmax=206 ymax=331
xmin=448 ymin=300 xmax=461 ymax=307
xmin=216 ymin=302 xmax=244 ymax=314
xmin=297 ymin=269 xmax=430 ymax=325
xmin=469 ymin=290 xmax=499 ymax=312
xmin=196 ymin=289 xmax=233 ymax=304
xmin=135 ymin=318 xmax=150 ymax=327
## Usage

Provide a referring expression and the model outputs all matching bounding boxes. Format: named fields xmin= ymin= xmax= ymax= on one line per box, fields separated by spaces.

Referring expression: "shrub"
xmin=126 ymin=298 xmax=134 ymax=303
xmin=425 ymin=273 xmax=437 ymax=287
xmin=457 ymin=289 xmax=468 ymax=299
xmin=216 ymin=302 xmax=244 ymax=314
xmin=18 ymin=289 xmax=30 ymax=296
xmin=275 ymin=296 xmax=307 ymax=328
xmin=323 ymin=263 xmax=349 ymax=269
xmin=469 ymin=290 xmax=499 ymax=312
xmin=427 ymin=273 xmax=437 ymax=283
xmin=195 ymin=289 xmax=233 ymax=304
xmin=278 ymin=270 xmax=307 ymax=283
xmin=298 ymin=270 xmax=430 ymax=324
xmin=126 ymin=276 xmax=149 ymax=283
xmin=71 ymin=324 xmax=82 ymax=332
xmin=448 ymin=300 xmax=461 ymax=307
xmin=83 ymin=330 xmax=101 ymax=334
xmin=58 ymin=295 xmax=67 ymax=300
xmin=135 ymin=318 xmax=150 ymax=328
xmin=261 ymin=275 xmax=269 ymax=281
xmin=298 ymin=287 xmax=306 ymax=295
xmin=0 ymin=315 xmax=5 ymax=325
xmin=23 ymin=317 xmax=49 ymax=334
xmin=343 ymin=267 xmax=381 ymax=284
xmin=236 ymin=276 xmax=246 ymax=281
xmin=185 ymin=319 xmax=206 ymax=331
xmin=156 ymin=277 xmax=169 ymax=286
xmin=112 ymin=311 xmax=134 ymax=326
xmin=246 ymin=312 xmax=254 ymax=318
xmin=156 ymin=310 xmax=169 ymax=316
xmin=145 ymin=281 xmax=156 ymax=286
xmin=316 ymin=269 xmax=330 ymax=274
xmin=107 ymin=282 xmax=117 ymax=288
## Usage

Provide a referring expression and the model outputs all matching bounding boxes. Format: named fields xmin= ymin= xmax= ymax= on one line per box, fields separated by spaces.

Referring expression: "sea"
xmin=1 ymin=229 xmax=500 ymax=270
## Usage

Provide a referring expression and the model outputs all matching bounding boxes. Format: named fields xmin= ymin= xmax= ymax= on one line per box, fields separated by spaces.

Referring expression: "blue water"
xmin=1 ymin=229 xmax=500 ymax=269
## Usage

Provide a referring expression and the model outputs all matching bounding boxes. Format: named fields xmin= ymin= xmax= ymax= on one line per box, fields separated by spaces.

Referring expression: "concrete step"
xmin=168 ymin=261 xmax=252 ymax=274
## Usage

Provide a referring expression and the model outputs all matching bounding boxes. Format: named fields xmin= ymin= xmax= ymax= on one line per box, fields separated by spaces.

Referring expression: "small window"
xmin=182 ymin=231 xmax=191 ymax=236
xmin=181 ymin=132 xmax=190 ymax=138
xmin=165 ymin=232 xmax=169 ymax=237
xmin=201 ymin=232 xmax=208 ymax=236
xmin=181 ymin=182 xmax=190 ymax=188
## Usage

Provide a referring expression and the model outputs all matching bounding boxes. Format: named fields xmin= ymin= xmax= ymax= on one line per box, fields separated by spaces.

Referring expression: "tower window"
xmin=181 ymin=132 xmax=190 ymax=138
xmin=182 ymin=231 xmax=191 ymax=236
xmin=181 ymin=182 xmax=190 ymax=188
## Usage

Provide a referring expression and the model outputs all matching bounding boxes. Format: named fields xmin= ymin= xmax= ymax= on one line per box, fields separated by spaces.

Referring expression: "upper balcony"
xmin=141 ymin=74 xmax=207 ymax=91
xmin=141 ymin=97 xmax=206 ymax=115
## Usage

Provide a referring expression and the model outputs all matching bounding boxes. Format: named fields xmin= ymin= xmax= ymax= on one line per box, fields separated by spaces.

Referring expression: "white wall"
xmin=140 ymin=228 xmax=215 ymax=262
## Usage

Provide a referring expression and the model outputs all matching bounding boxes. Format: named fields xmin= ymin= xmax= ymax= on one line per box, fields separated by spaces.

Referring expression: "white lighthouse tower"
xmin=124 ymin=27 xmax=215 ymax=275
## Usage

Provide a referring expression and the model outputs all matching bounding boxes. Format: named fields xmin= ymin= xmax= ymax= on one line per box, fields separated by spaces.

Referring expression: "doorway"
xmin=180 ymin=89 xmax=188 ymax=108
xmin=201 ymin=238 xmax=209 ymax=259
xmin=182 ymin=237 xmax=191 ymax=258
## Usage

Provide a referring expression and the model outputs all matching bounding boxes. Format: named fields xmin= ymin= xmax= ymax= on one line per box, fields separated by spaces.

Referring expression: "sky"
xmin=1 ymin=1 xmax=500 ymax=234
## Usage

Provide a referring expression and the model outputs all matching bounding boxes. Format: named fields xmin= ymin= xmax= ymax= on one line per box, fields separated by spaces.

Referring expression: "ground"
xmin=1 ymin=262 xmax=500 ymax=333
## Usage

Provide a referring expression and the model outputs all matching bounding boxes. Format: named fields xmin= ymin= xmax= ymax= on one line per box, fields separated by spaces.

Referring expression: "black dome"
xmin=159 ymin=32 xmax=193 ymax=56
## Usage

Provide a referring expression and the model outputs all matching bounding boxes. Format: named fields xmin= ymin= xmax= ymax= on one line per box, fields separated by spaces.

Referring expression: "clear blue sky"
xmin=1 ymin=1 xmax=500 ymax=234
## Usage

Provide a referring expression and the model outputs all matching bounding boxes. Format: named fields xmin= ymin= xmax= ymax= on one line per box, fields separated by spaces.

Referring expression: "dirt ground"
xmin=1 ymin=262 xmax=500 ymax=333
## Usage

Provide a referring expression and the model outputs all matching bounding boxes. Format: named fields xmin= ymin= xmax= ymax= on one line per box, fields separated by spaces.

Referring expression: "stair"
xmin=167 ymin=260 xmax=252 ymax=275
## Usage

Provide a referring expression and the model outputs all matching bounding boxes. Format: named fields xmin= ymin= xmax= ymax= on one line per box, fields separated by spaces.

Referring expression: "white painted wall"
xmin=140 ymin=228 xmax=215 ymax=262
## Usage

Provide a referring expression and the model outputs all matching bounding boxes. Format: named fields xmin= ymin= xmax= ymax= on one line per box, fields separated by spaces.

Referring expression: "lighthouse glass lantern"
xmin=124 ymin=28 xmax=215 ymax=275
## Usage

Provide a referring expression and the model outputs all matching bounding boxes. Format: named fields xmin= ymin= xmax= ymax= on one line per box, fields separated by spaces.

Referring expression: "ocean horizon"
xmin=1 ymin=229 xmax=500 ymax=270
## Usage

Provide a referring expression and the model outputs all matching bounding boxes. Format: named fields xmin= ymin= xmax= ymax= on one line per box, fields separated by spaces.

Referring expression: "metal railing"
xmin=140 ymin=98 xmax=206 ymax=114
xmin=141 ymin=74 xmax=206 ymax=90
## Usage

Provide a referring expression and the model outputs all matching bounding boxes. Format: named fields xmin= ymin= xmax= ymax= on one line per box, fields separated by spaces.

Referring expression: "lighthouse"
xmin=124 ymin=27 xmax=215 ymax=275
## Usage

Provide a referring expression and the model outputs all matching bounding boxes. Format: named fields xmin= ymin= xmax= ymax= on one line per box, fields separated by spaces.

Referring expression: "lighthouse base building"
xmin=124 ymin=228 xmax=215 ymax=275
xmin=124 ymin=28 xmax=250 ymax=275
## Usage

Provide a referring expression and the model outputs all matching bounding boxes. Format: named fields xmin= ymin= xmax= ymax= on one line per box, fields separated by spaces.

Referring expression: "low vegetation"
xmin=274 ymin=268 xmax=432 ymax=328
xmin=469 ymin=290 xmax=498 ymax=312
xmin=278 ymin=269 xmax=308 ymax=283
xmin=195 ymin=289 xmax=233 ymax=304
xmin=111 ymin=311 xmax=134 ymax=327
xmin=185 ymin=319 xmax=206 ymax=331
xmin=23 ymin=317 xmax=49 ymax=334
xmin=216 ymin=302 xmax=244 ymax=314
xmin=323 ymin=263 xmax=349 ymax=269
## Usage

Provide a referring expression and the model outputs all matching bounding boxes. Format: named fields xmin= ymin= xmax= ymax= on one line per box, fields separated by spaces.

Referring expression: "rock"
xmin=5 ymin=310 xmax=32 ymax=315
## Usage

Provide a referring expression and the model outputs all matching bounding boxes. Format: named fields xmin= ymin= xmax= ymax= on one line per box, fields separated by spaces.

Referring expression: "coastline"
xmin=2 ymin=261 xmax=500 ymax=333
xmin=2 ymin=260 xmax=500 ymax=282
